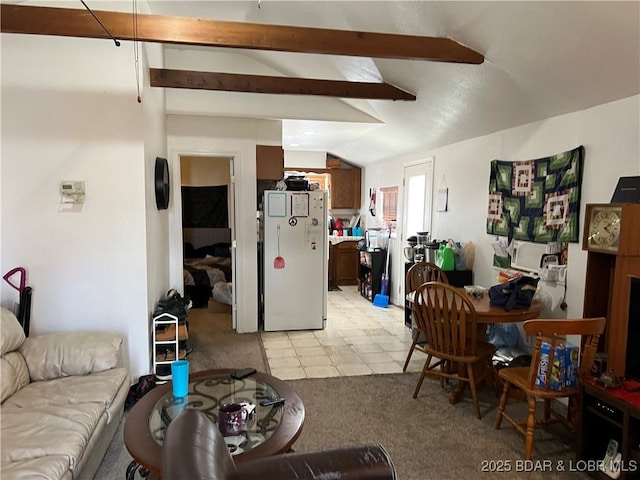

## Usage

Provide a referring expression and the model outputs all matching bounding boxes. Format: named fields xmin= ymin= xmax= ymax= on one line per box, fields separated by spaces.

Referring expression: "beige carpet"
xmin=287 ymin=373 xmax=588 ymax=480
xmin=184 ymin=300 xmax=269 ymax=373
xmin=95 ymin=301 xmax=587 ymax=479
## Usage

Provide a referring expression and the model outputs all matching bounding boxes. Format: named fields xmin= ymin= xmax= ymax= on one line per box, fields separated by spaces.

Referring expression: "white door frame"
xmin=400 ymin=158 xmax=434 ymax=297
xmin=168 ymin=152 xmax=239 ymax=330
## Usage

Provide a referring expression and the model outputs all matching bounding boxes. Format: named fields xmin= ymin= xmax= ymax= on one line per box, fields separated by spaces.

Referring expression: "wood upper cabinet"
xmin=330 ymin=167 xmax=361 ymax=209
xmin=256 ymin=145 xmax=284 ymax=180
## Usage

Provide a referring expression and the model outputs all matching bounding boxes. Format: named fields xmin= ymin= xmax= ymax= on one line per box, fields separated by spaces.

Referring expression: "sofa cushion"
xmin=4 ymin=369 xmax=128 ymax=419
xmin=1 ymin=402 xmax=104 ymax=470
xmin=19 ymin=333 xmax=123 ymax=381
xmin=1 ymin=308 xmax=26 ymax=356
xmin=1 ymin=455 xmax=72 ymax=480
xmin=1 ymin=351 xmax=30 ymax=404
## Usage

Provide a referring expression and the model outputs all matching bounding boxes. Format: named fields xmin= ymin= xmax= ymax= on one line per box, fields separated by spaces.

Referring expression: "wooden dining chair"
xmin=494 ymin=317 xmax=606 ymax=460
xmin=411 ymin=282 xmax=495 ymax=419
xmin=402 ymin=262 xmax=449 ymax=372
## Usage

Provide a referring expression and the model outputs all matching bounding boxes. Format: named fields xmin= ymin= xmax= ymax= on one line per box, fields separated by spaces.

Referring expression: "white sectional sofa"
xmin=0 ymin=307 xmax=130 ymax=480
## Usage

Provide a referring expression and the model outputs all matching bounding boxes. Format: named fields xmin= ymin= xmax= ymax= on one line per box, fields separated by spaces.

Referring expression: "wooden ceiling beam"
xmin=149 ymin=69 xmax=416 ymax=100
xmin=0 ymin=4 xmax=484 ymax=64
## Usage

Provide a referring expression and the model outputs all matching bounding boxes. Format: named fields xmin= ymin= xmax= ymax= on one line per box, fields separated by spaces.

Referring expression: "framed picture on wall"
xmin=437 ymin=188 xmax=448 ymax=212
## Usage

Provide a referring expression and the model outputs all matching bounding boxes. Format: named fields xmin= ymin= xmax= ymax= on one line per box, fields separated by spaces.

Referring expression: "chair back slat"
xmin=406 ymin=262 xmax=449 ymax=293
xmin=416 ymin=282 xmax=478 ymax=360
xmin=523 ymin=318 xmax=606 ymax=390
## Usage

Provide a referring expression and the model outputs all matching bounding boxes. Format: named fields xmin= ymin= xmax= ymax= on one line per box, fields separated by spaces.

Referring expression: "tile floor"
xmin=262 ymin=285 xmax=425 ymax=380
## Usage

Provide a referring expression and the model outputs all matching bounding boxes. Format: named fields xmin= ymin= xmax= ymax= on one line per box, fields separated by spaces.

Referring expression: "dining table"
xmin=406 ymin=287 xmax=544 ymax=404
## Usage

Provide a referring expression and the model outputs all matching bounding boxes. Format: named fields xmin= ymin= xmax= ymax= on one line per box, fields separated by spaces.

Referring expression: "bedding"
xmin=183 ymin=243 xmax=233 ymax=306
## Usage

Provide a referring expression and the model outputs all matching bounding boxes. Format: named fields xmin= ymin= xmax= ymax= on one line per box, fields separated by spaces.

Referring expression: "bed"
xmin=183 ymin=238 xmax=233 ymax=307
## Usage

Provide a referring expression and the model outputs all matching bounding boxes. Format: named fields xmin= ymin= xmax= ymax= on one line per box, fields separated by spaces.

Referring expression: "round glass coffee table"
xmin=124 ymin=369 xmax=305 ymax=479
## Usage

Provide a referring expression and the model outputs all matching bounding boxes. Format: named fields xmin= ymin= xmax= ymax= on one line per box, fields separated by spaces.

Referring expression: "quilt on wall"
xmin=486 ymin=145 xmax=584 ymax=243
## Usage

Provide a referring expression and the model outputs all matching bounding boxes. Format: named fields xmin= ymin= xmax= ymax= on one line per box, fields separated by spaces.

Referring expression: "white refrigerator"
xmin=262 ymin=190 xmax=327 ymax=331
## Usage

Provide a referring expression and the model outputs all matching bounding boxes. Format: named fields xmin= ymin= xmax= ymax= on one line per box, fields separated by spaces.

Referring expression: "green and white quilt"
xmin=486 ymin=146 xmax=584 ymax=243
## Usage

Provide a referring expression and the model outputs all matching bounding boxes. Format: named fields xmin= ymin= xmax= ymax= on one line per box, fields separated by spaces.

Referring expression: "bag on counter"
xmin=448 ymin=239 xmax=475 ymax=271
xmin=489 ymin=275 xmax=539 ymax=311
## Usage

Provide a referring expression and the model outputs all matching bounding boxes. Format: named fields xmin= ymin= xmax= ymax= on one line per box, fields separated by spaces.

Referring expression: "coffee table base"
xmin=126 ymin=460 xmax=150 ymax=480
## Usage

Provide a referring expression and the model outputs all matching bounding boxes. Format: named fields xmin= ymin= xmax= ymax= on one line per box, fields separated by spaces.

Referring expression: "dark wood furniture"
xmin=329 ymin=239 xmax=359 ymax=287
xmin=357 ymin=248 xmax=387 ymax=302
xmin=411 ymin=282 xmax=495 ymax=419
xmin=407 ymin=288 xmax=544 ymax=326
xmin=578 ymin=380 xmax=640 ymax=480
xmin=582 ymin=203 xmax=640 ymax=376
xmin=402 ymin=262 xmax=449 ymax=372
xmin=256 ymin=145 xmax=284 ymax=180
xmin=406 ymin=289 xmax=544 ymax=403
xmin=124 ymin=369 xmax=305 ymax=479
xmin=495 ymin=317 xmax=606 ymax=460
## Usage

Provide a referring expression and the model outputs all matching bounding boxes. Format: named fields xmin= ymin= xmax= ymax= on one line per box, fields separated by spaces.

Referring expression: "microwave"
xmin=511 ymin=241 xmax=548 ymax=273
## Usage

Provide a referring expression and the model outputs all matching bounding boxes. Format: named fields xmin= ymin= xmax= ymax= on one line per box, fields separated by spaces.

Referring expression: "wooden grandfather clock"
xmin=582 ymin=203 xmax=640 ymax=376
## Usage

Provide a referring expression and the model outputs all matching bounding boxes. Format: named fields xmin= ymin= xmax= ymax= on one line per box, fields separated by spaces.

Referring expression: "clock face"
xmin=587 ymin=207 xmax=622 ymax=251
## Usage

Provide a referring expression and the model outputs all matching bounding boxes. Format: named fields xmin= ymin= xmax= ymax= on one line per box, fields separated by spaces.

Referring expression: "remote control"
xmin=259 ymin=397 xmax=285 ymax=407
xmin=231 ymin=368 xmax=257 ymax=380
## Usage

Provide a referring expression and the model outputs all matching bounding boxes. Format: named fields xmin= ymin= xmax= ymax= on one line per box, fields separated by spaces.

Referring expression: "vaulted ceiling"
xmin=5 ymin=1 xmax=640 ymax=165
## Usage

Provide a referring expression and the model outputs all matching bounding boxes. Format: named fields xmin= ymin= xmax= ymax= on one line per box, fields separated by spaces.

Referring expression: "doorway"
xmin=179 ymin=155 xmax=237 ymax=328
xmin=401 ymin=159 xmax=434 ymax=297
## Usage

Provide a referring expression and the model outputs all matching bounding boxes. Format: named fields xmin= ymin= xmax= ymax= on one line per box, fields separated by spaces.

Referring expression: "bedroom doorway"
xmin=180 ymin=155 xmax=236 ymax=329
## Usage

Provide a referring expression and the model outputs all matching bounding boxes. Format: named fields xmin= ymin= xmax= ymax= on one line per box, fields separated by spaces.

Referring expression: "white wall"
xmin=2 ymin=30 xmax=636 ymax=380
xmin=284 ymin=150 xmax=327 ymax=169
xmin=181 ymin=156 xmax=231 ymax=186
xmin=1 ymin=34 xmax=157 ymax=380
xmin=142 ymin=40 xmax=170 ymax=373
xmin=167 ymin=116 xmax=281 ymax=333
xmin=365 ymin=95 xmax=640 ymax=317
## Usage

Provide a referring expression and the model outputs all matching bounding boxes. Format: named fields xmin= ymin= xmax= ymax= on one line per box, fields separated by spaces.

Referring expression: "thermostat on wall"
xmin=60 ymin=181 xmax=85 ymax=204
xmin=59 ymin=181 xmax=85 ymax=212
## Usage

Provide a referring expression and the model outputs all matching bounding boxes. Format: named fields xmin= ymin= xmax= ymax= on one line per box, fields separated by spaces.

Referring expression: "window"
xmin=378 ymin=186 xmax=398 ymax=236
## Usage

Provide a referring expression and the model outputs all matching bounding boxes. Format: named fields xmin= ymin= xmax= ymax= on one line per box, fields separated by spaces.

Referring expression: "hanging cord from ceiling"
xmin=80 ymin=0 xmax=120 ymax=47
xmin=132 ymin=0 xmax=141 ymax=103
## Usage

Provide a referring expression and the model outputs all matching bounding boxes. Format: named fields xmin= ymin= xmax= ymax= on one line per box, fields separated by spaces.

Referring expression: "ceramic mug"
xmin=218 ymin=403 xmax=249 ymax=436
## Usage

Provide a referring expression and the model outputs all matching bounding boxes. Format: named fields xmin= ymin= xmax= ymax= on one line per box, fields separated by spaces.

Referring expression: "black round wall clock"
xmin=154 ymin=157 xmax=170 ymax=210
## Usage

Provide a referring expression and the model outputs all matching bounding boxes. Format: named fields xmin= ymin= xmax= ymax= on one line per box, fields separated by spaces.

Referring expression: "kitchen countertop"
xmin=329 ymin=235 xmax=363 ymax=245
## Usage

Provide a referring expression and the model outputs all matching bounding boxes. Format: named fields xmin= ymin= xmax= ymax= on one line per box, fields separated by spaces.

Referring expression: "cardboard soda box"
xmin=564 ymin=342 xmax=579 ymax=388
xmin=535 ymin=340 xmax=566 ymax=390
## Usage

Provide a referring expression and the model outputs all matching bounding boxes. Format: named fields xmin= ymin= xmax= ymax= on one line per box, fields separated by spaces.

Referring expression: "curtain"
xmin=182 ymin=185 xmax=229 ymax=228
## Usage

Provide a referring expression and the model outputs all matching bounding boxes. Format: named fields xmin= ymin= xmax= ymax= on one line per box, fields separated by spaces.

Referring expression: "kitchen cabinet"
xmin=578 ymin=381 xmax=640 ymax=480
xmin=256 ymin=145 xmax=284 ymax=180
xmin=358 ymin=248 xmax=387 ymax=302
xmin=329 ymin=240 xmax=359 ymax=286
xmin=330 ymin=167 xmax=361 ymax=209
xmin=336 ymin=241 xmax=359 ymax=285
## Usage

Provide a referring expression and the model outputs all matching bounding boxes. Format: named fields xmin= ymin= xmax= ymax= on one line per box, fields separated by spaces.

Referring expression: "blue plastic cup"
xmin=171 ymin=360 xmax=189 ymax=398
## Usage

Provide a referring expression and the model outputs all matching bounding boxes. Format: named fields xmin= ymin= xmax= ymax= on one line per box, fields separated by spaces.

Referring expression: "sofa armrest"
xmin=229 ymin=445 xmax=397 ymax=480
xmin=19 ymin=332 xmax=124 ymax=381
xmin=163 ymin=409 xmax=236 ymax=480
